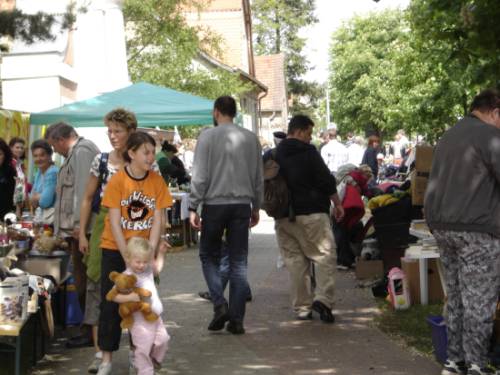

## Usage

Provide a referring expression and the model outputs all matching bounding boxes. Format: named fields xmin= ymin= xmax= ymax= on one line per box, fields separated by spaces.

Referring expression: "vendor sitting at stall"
xmin=156 ymin=141 xmax=190 ymax=186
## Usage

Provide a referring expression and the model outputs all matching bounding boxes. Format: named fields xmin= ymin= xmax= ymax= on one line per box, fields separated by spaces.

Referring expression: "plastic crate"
xmin=426 ymin=315 xmax=447 ymax=364
xmin=380 ymin=245 xmax=407 ymax=271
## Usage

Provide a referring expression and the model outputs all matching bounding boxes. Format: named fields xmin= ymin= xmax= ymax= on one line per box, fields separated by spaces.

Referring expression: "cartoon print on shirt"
xmin=120 ymin=191 xmax=157 ymax=231
xmin=129 ymin=200 xmax=148 ymax=221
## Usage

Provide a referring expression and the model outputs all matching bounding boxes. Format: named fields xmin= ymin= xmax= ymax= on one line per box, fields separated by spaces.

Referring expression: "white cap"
xmin=327 ymin=122 xmax=337 ymax=130
xmin=376 ymin=153 xmax=384 ymax=160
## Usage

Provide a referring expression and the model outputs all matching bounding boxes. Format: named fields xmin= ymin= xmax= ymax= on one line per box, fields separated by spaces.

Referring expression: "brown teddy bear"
xmin=106 ymin=271 xmax=159 ymax=329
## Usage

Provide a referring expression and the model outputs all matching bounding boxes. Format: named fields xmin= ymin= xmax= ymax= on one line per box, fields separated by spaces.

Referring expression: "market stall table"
xmin=0 ymin=315 xmax=30 ymax=375
xmin=169 ymin=191 xmax=196 ymax=247
xmin=407 ymin=224 xmax=446 ymax=305
xmin=404 ymin=246 xmax=440 ymax=305
xmin=171 ymin=191 xmax=189 ymax=221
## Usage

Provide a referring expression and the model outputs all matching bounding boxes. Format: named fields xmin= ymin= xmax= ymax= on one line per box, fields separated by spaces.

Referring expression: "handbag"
xmin=38 ymin=169 xmax=55 ymax=225
xmin=42 ymin=207 xmax=55 ymax=225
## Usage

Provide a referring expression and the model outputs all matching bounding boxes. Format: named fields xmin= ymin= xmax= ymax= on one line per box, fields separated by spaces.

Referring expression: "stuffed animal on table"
xmin=106 ymin=271 xmax=158 ymax=329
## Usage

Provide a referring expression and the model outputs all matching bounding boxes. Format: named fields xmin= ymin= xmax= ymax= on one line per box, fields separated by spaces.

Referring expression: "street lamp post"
xmin=326 ymin=85 xmax=331 ymax=126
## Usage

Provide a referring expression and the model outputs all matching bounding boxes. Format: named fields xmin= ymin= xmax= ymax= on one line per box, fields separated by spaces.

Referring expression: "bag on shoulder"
xmin=263 ymin=149 xmax=292 ymax=220
xmin=91 ymin=153 xmax=109 ymax=213
xmin=42 ymin=207 xmax=55 ymax=225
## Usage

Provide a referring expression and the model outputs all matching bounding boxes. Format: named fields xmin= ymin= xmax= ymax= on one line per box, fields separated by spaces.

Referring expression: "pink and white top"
xmin=124 ymin=266 xmax=163 ymax=316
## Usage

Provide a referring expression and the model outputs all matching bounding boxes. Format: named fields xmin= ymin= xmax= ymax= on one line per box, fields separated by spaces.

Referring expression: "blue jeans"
xmin=220 ymin=242 xmax=252 ymax=298
xmin=199 ymin=204 xmax=251 ymax=323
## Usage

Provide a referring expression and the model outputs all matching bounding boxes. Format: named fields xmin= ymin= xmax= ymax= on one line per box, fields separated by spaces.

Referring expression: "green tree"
xmin=124 ymin=0 xmax=253 ymax=102
xmin=329 ymin=10 xmax=406 ymax=136
xmin=252 ymin=0 xmax=319 ymax=115
xmin=409 ymin=0 xmax=500 ymax=92
xmin=328 ymin=9 xmax=470 ymax=142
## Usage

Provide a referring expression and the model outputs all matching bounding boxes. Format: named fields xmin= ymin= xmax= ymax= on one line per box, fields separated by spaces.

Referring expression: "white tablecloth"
xmin=171 ymin=192 xmax=189 ymax=220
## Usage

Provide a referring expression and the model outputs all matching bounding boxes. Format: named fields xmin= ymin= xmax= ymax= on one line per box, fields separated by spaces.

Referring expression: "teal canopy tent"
xmin=30 ymin=82 xmax=213 ymax=127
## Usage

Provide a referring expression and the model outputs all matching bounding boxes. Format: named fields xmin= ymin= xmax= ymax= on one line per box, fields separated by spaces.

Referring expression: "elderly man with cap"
xmin=263 ymin=131 xmax=287 ymax=163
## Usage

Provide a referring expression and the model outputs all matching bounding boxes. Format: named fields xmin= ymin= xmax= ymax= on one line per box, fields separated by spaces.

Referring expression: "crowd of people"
xmin=1 ymin=89 xmax=500 ymax=375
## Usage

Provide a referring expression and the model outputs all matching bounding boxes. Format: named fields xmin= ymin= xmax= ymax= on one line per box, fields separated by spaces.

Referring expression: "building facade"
xmin=184 ymin=0 xmax=267 ymax=134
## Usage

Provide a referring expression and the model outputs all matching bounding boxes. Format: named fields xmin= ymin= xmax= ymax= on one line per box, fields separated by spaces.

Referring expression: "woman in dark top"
xmin=361 ymin=135 xmax=381 ymax=179
xmin=0 ymin=138 xmax=17 ymax=220
xmin=158 ymin=142 xmax=191 ymax=185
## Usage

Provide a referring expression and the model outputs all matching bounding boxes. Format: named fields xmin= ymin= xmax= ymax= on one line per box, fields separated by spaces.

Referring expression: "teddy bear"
xmin=106 ymin=271 xmax=159 ymax=329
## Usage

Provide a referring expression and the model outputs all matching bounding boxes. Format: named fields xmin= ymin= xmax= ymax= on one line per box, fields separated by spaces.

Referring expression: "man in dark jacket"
xmin=424 ymin=89 xmax=500 ymax=375
xmin=275 ymin=115 xmax=344 ymax=323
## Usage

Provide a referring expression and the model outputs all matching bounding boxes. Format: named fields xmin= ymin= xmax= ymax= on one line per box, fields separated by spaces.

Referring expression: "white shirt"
xmin=347 ymin=143 xmax=365 ymax=166
xmin=125 ymin=266 xmax=163 ymax=316
xmin=392 ymin=136 xmax=409 ymax=159
xmin=181 ymin=150 xmax=194 ymax=172
xmin=321 ymin=140 xmax=349 ymax=173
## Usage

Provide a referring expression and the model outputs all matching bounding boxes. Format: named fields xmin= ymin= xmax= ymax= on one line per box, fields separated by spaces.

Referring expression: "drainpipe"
xmin=242 ymin=0 xmax=255 ymax=77
xmin=257 ymin=90 xmax=268 ymax=136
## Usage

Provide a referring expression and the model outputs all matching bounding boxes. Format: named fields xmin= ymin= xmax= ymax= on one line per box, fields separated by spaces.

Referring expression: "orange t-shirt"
xmin=100 ymin=168 xmax=172 ymax=250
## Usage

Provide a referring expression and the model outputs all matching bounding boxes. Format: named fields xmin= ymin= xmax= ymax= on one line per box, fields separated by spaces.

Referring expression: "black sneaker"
xmin=208 ymin=303 xmax=229 ymax=331
xmin=65 ymin=334 xmax=93 ymax=349
xmin=312 ymin=300 xmax=335 ymax=323
xmin=467 ymin=364 xmax=495 ymax=375
xmin=441 ymin=360 xmax=467 ymax=375
xmin=226 ymin=321 xmax=245 ymax=335
xmin=198 ymin=291 xmax=212 ymax=301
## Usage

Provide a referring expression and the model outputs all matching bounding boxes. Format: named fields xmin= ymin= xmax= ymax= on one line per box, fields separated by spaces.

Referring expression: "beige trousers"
xmin=275 ymin=213 xmax=336 ymax=313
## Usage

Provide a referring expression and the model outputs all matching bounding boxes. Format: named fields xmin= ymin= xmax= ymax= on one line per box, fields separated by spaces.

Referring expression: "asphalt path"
xmin=32 ymin=215 xmax=440 ymax=375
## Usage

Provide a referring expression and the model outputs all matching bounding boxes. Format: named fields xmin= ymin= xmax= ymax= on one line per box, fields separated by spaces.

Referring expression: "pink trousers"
xmin=130 ymin=314 xmax=170 ymax=375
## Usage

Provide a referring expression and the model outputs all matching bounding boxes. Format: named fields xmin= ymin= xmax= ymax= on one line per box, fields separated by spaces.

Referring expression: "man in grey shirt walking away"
xmin=189 ymin=96 xmax=263 ymax=335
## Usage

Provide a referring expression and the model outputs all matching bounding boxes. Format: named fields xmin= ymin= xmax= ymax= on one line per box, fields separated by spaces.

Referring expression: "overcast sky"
xmin=303 ymin=0 xmax=410 ymax=83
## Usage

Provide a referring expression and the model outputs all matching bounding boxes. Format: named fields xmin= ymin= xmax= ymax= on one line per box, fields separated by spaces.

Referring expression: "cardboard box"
xmin=411 ymin=146 xmax=434 ymax=206
xmin=355 ymin=259 xmax=384 ymax=280
xmin=415 ymin=146 xmax=434 ymax=172
xmin=411 ymin=172 xmax=429 ymax=206
xmin=401 ymin=257 xmax=444 ymax=305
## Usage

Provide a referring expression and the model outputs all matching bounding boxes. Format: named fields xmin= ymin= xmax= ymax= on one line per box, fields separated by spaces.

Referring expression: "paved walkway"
xmin=32 ymin=215 xmax=441 ymax=375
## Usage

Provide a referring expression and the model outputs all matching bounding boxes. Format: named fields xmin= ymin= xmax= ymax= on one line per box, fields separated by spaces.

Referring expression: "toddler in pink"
xmin=125 ymin=237 xmax=170 ymax=375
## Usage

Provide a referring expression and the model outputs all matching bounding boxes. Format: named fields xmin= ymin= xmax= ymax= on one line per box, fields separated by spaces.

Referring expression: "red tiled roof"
xmin=255 ymin=54 xmax=287 ymax=112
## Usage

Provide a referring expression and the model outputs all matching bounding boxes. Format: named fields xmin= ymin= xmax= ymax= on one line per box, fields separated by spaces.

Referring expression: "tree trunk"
xmin=274 ymin=10 xmax=281 ymax=53
xmin=462 ymin=92 xmax=468 ymax=116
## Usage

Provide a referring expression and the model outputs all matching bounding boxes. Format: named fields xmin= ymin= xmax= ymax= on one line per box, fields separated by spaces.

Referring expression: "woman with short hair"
xmin=30 ymin=139 xmax=58 ymax=224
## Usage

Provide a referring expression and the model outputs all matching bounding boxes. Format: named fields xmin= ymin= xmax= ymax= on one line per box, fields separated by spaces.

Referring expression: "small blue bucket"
xmin=426 ymin=315 xmax=447 ymax=364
